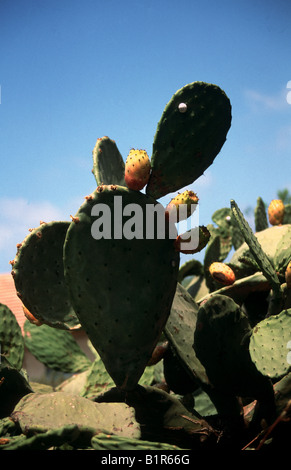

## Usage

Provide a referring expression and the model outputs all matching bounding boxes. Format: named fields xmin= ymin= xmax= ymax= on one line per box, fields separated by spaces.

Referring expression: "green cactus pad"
xmin=283 ymin=204 xmax=291 ymax=224
xmin=230 ymin=223 xmax=291 ymax=279
xmin=0 ymin=425 xmax=89 ymax=450
xmin=231 ymin=200 xmax=281 ymax=296
xmin=146 ymin=82 xmax=231 ymax=199
xmin=178 ymin=259 xmax=204 ymax=283
xmin=91 ymin=432 xmax=185 ymax=450
xmin=211 ymin=207 xmax=232 ymax=230
xmin=273 ymin=232 xmax=291 ymax=276
xmin=92 ymin=136 xmax=126 ymax=186
xmin=197 ymin=272 xmax=271 ymax=306
xmin=23 ymin=320 xmax=92 ymax=373
xmin=249 ymin=309 xmax=291 ymax=379
xmin=0 ymin=355 xmax=33 ymax=418
xmin=193 ymin=295 xmax=274 ymax=400
xmin=164 ymin=283 xmax=209 ymax=386
xmin=63 ymin=185 xmax=179 ymax=390
xmin=11 ymin=392 xmax=141 ymax=439
xmin=0 ymin=303 xmax=24 ymax=370
xmin=254 ymin=197 xmax=268 ymax=232
xmin=12 ymin=221 xmax=80 ymax=330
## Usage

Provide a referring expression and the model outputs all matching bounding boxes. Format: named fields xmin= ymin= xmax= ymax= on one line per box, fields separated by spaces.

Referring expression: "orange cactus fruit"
xmin=285 ymin=260 xmax=291 ymax=288
xmin=124 ymin=149 xmax=151 ymax=191
xmin=22 ymin=305 xmax=43 ymax=326
xmin=268 ymin=199 xmax=285 ymax=226
xmin=165 ymin=190 xmax=199 ymax=222
xmin=209 ymin=262 xmax=236 ymax=286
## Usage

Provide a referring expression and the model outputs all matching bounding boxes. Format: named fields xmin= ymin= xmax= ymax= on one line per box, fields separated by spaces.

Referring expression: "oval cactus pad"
xmin=63 ymin=185 xmax=179 ymax=390
xmin=146 ymin=81 xmax=232 ymax=199
xmin=12 ymin=221 xmax=80 ymax=330
xmin=249 ymin=309 xmax=291 ymax=379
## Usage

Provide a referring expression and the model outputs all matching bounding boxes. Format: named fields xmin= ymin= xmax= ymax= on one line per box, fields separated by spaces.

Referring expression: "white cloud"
xmin=245 ymin=87 xmax=289 ymax=112
xmin=0 ymin=198 xmax=65 ymax=272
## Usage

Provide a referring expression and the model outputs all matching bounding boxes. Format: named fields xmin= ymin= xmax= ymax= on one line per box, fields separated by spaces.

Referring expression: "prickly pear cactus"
xmin=63 ymin=185 xmax=179 ymax=390
xmin=146 ymin=81 xmax=232 ymax=199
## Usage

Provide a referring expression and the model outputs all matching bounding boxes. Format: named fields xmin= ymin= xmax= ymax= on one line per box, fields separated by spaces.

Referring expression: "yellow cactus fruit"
xmin=124 ymin=149 xmax=151 ymax=191
xmin=165 ymin=190 xmax=199 ymax=222
xmin=268 ymin=199 xmax=285 ymax=226
xmin=285 ymin=260 xmax=291 ymax=288
xmin=209 ymin=262 xmax=236 ymax=286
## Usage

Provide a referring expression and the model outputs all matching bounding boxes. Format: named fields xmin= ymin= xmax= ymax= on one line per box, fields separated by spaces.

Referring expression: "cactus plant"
xmin=4 ymin=80 xmax=291 ymax=451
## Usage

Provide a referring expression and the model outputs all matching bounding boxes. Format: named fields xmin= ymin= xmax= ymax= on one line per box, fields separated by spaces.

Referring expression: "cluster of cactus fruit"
xmin=1 ymin=81 xmax=291 ymax=451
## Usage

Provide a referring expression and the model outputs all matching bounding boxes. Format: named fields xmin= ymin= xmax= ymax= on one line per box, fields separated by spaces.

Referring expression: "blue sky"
xmin=0 ymin=0 xmax=291 ymax=273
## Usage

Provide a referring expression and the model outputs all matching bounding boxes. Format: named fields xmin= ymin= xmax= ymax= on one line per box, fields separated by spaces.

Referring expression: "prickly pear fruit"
xmin=165 ymin=190 xmax=199 ymax=222
xmin=209 ymin=262 xmax=236 ymax=286
xmin=268 ymin=199 xmax=285 ymax=226
xmin=124 ymin=149 xmax=151 ymax=191
xmin=174 ymin=225 xmax=210 ymax=254
xmin=285 ymin=260 xmax=291 ymax=288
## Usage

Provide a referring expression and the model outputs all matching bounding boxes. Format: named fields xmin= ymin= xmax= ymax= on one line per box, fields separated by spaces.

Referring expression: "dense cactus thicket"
xmin=1 ymin=82 xmax=291 ymax=451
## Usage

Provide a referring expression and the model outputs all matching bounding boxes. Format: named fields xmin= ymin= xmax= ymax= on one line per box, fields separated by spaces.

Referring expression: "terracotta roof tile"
xmin=0 ymin=272 xmax=26 ymax=333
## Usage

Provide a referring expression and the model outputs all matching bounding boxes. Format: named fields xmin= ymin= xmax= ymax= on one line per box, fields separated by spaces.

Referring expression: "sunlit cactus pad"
xmin=249 ymin=309 xmax=291 ymax=379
